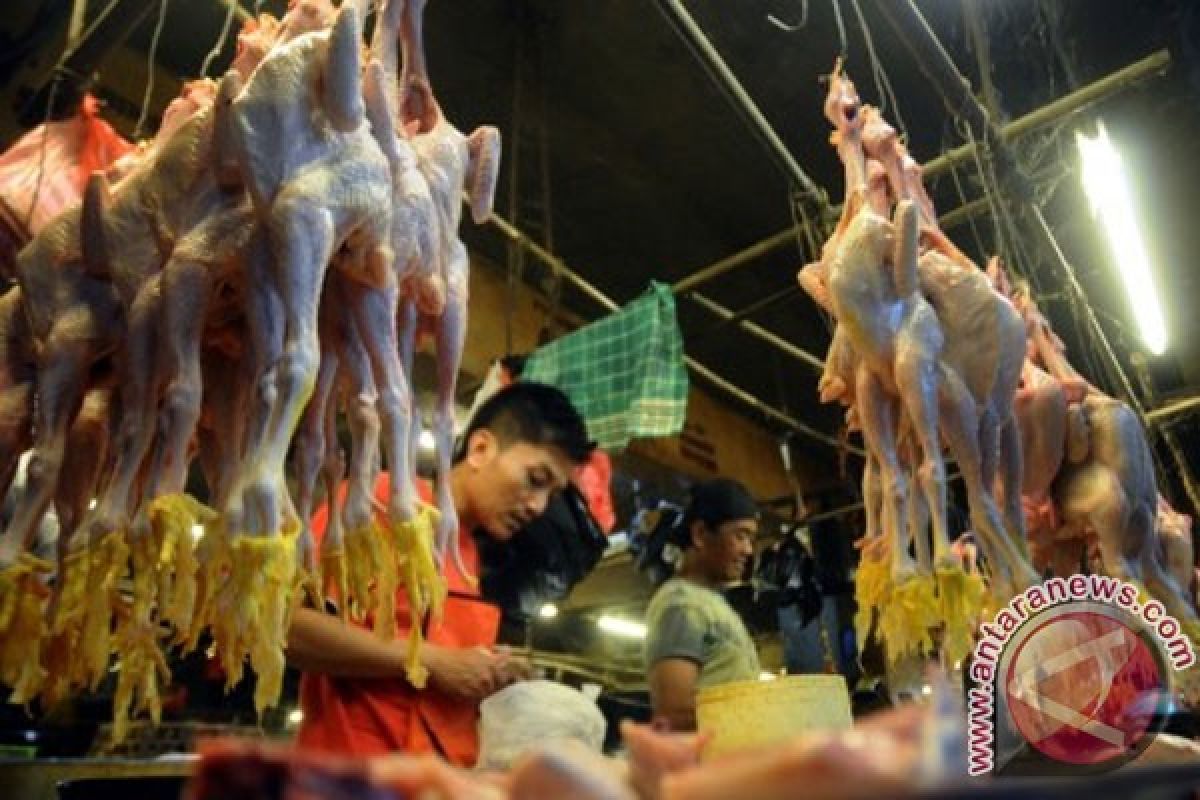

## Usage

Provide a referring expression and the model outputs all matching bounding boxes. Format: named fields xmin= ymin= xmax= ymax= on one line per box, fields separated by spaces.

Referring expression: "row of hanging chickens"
xmin=798 ymin=59 xmax=1200 ymax=682
xmin=0 ymin=0 xmax=499 ymax=743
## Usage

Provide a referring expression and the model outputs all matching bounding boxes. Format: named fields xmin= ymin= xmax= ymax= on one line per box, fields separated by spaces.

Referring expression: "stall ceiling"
xmin=3 ymin=0 xmax=1199 ymax=505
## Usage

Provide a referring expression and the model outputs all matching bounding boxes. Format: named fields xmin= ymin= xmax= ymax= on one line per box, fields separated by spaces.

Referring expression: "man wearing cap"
xmin=644 ymin=478 xmax=762 ymax=731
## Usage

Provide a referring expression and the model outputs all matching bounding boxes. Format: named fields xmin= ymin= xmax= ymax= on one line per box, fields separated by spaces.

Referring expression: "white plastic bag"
xmin=476 ymin=680 xmax=608 ymax=770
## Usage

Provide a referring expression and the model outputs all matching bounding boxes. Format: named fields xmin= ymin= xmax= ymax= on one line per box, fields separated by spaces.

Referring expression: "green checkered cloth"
xmin=522 ymin=282 xmax=688 ymax=451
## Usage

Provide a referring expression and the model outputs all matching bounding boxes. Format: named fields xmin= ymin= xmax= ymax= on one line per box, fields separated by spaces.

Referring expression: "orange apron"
xmin=296 ymin=475 xmax=501 ymax=766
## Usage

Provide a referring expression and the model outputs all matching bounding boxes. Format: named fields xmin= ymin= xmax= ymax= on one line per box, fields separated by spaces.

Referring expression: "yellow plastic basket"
xmin=696 ymin=674 xmax=853 ymax=758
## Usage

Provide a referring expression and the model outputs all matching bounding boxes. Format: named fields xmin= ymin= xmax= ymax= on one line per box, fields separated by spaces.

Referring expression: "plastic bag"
xmin=476 ymin=680 xmax=607 ymax=770
xmin=0 ymin=94 xmax=133 ymax=236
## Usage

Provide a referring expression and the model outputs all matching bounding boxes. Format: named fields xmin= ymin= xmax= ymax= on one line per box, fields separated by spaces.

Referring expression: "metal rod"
xmin=484 ymin=209 xmax=858 ymax=453
xmin=1145 ymin=396 xmax=1200 ymax=426
xmin=487 ymin=212 xmax=619 ymax=313
xmin=683 ymin=357 xmax=860 ymax=453
xmin=667 ymin=50 xmax=1170 ymax=296
xmin=655 ymin=0 xmax=824 ymax=201
xmin=921 ymin=48 xmax=1170 ymax=182
xmin=937 ymin=196 xmax=990 ymax=232
xmin=688 ymin=292 xmax=825 ymax=372
xmin=671 ymin=227 xmax=802 ymax=295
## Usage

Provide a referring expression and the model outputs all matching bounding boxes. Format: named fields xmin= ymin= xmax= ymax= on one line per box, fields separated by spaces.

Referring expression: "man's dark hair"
xmin=458 ymin=382 xmax=594 ymax=464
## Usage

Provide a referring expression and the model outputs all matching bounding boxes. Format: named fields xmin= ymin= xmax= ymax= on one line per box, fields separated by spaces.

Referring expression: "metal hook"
xmin=767 ymin=0 xmax=808 ymax=32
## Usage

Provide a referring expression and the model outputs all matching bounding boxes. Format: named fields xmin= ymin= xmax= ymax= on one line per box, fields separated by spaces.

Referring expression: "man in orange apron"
xmin=287 ymin=383 xmax=594 ymax=765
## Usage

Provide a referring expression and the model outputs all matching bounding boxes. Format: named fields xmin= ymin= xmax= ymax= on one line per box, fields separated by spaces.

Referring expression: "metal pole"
xmin=667 ymin=49 xmax=1170 ymax=296
xmin=654 ymin=0 xmax=825 ymax=202
xmin=921 ymin=49 xmax=1170 ymax=182
xmin=688 ymin=292 xmax=824 ymax=372
xmin=671 ymin=227 xmax=801 ymax=295
xmin=484 ymin=209 xmax=859 ymax=454
xmin=1146 ymin=396 xmax=1200 ymax=427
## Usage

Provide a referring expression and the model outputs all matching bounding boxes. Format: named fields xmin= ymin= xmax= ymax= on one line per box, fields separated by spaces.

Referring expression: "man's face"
xmin=697 ymin=518 xmax=758 ymax=583
xmin=461 ymin=432 xmax=575 ymax=540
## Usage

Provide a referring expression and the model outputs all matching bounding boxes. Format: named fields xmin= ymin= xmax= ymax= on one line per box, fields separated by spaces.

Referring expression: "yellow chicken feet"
xmin=0 ymin=553 xmax=53 ymax=705
xmin=149 ymin=493 xmax=216 ymax=641
xmin=184 ymin=517 xmax=230 ymax=655
xmin=39 ymin=549 xmax=90 ymax=708
xmin=78 ymin=530 xmax=130 ymax=690
xmin=936 ymin=563 xmax=986 ymax=669
xmin=111 ymin=532 xmax=170 ymax=745
xmin=878 ymin=571 xmax=939 ymax=663
xmin=344 ymin=521 xmax=388 ymax=623
xmin=853 ymin=544 xmax=890 ymax=653
xmin=213 ymin=526 xmax=298 ymax=715
xmin=390 ymin=502 xmax=447 ymax=688
xmin=319 ymin=546 xmax=349 ymax=621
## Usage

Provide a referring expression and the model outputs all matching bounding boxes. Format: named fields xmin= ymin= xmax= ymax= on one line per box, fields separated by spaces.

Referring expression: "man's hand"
xmin=495 ymin=650 xmax=534 ymax=685
xmin=421 ymin=644 xmax=519 ymax=702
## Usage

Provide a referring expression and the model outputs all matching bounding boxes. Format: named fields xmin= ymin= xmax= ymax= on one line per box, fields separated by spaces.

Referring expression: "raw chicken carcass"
xmin=1054 ymin=395 xmax=1199 ymax=631
xmin=800 ymin=66 xmax=955 ymax=659
xmin=800 ymin=63 xmax=1036 ymax=669
xmin=399 ymin=0 xmax=501 ymax=580
xmin=222 ymin=3 xmax=393 ymax=712
xmin=659 ymin=705 xmax=925 ymax=800
xmin=1157 ymin=496 xmax=1195 ymax=606
xmin=188 ymin=738 xmax=503 ymax=800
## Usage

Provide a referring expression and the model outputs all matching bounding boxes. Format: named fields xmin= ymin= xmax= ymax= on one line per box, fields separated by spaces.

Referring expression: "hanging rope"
xmin=200 ymin=0 xmax=239 ymax=79
xmin=134 ymin=0 xmax=170 ymax=140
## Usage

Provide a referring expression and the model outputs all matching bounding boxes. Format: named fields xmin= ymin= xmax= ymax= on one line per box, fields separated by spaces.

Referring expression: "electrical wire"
xmin=134 ymin=0 xmax=171 ymax=140
xmin=200 ymin=0 xmax=239 ymax=79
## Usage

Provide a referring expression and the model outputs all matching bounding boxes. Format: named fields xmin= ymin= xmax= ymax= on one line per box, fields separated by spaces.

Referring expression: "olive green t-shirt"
xmin=644 ymin=578 xmax=761 ymax=688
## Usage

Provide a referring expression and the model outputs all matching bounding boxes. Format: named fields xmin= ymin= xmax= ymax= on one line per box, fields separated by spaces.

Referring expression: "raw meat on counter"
xmin=186 ymin=705 xmax=935 ymax=800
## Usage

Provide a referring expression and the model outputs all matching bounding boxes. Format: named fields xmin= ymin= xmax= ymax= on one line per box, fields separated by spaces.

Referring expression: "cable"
xmin=134 ymin=0 xmax=170 ymax=140
xmin=200 ymin=0 xmax=239 ymax=79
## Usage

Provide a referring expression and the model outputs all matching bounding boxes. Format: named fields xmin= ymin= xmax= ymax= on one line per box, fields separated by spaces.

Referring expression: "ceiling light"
xmin=538 ymin=603 xmax=559 ymax=619
xmin=287 ymin=709 xmax=304 ymax=725
xmin=1076 ymin=123 xmax=1167 ymax=355
xmin=596 ymin=615 xmax=647 ymax=639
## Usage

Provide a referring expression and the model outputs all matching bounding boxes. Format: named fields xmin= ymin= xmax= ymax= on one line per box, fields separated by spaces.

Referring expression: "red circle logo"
xmin=1004 ymin=609 xmax=1168 ymax=767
